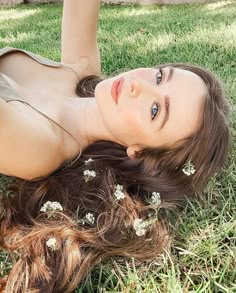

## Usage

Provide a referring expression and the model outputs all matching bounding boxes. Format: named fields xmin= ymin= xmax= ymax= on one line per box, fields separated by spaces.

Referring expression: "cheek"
xmin=118 ymin=102 xmax=146 ymax=132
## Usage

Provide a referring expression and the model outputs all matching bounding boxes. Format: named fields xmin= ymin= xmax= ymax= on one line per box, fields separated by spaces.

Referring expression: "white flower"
xmin=46 ymin=237 xmax=57 ymax=251
xmin=79 ymin=212 xmax=95 ymax=225
xmin=150 ymin=192 xmax=161 ymax=205
xmin=40 ymin=201 xmax=63 ymax=213
xmin=133 ymin=217 xmax=158 ymax=236
xmin=116 ymin=184 xmax=123 ymax=191
xmin=133 ymin=218 xmax=147 ymax=236
xmin=114 ymin=184 xmax=126 ymax=201
xmin=182 ymin=160 xmax=196 ymax=176
xmin=85 ymin=212 xmax=95 ymax=224
xmin=83 ymin=170 xmax=96 ymax=182
xmin=85 ymin=158 xmax=94 ymax=165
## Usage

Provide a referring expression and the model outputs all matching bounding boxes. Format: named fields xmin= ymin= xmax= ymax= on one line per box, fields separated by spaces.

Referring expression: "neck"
xmin=70 ymin=97 xmax=117 ymax=150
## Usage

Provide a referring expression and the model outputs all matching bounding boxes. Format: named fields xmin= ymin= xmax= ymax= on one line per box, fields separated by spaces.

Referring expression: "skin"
xmin=0 ymin=1 xmax=208 ymax=180
xmin=0 ymin=63 xmax=207 ymax=179
xmin=78 ymin=66 xmax=207 ymax=157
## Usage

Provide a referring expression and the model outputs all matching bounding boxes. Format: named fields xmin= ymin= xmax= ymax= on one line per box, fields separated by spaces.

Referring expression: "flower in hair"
xmin=133 ymin=216 xmax=159 ymax=237
xmin=46 ymin=237 xmax=57 ymax=251
xmin=40 ymin=201 xmax=63 ymax=213
xmin=150 ymin=192 xmax=161 ymax=205
xmin=114 ymin=184 xmax=126 ymax=201
xmin=182 ymin=159 xmax=196 ymax=176
xmin=83 ymin=170 xmax=96 ymax=182
xmin=85 ymin=213 xmax=95 ymax=224
xmin=80 ymin=212 xmax=95 ymax=225
xmin=85 ymin=158 xmax=94 ymax=165
xmin=133 ymin=218 xmax=148 ymax=236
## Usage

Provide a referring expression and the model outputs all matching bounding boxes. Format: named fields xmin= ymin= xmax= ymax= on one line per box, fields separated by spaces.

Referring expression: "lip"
xmin=111 ymin=77 xmax=124 ymax=104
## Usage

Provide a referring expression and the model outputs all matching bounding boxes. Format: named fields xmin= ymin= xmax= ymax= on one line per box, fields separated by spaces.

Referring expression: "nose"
xmin=130 ymin=80 xmax=141 ymax=97
xmin=129 ymin=79 xmax=156 ymax=98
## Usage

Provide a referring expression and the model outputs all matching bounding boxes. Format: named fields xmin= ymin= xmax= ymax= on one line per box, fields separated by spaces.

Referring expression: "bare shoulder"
xmin=0 ymin=100 xmax=64 ymax=180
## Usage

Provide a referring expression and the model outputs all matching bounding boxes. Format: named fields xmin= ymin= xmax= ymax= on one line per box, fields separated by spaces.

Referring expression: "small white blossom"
xmin=116 ymin=184 xmax=123 ymax=191
xmin=85 ymin=213 xmax=95 ymax=224
xmin=83 ymin=170 xmax=96 ymax=182
xmin=85 ymin=158 xmax=94 ymax=165
xmin=150 ymin=192 xmax=161 ymax=205
xmin=114 ymin=184 xmax=126 ymax=201
xmin=133 ymin=218 xmax=147 ymax=236
xmin=182 ymin=160 xmax=196 ymax=176
xmin=40 ymin=201 xmax=63 ymax=213
xmin=46 ymin=237 xmax=57 ymax=251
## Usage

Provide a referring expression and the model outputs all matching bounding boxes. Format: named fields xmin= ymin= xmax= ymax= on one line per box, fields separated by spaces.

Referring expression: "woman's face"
xmin=95 ymin=66 xmax=207 ymax=153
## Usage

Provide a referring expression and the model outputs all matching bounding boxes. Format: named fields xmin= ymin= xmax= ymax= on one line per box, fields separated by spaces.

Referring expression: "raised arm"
xmin=61 ymin=0 xmax=101 ymax=77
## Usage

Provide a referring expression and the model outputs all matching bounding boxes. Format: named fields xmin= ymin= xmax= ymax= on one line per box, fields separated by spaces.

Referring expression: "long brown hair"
xmin=0 ymin=64 xmax=232 ymax=292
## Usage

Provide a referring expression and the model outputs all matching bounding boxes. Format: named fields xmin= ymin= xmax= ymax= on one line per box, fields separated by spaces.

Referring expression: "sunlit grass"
xmin=206 ymin=0 xmax=234 ymax=11
xmin=0 ymin=2 xmax=235 ymax=292
xmin=0 ymin=8 xmax=38 ymax=21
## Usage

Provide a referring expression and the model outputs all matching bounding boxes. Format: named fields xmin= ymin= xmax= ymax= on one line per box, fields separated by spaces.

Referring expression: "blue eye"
xmin=151 ymin=103 xmax=159 ymax=120
xmin=156 ymin=68 xmax=163 ymax=85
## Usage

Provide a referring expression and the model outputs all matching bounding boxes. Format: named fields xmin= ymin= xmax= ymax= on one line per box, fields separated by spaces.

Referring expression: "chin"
xmin=94 ymin=81 xmax=101 ymax=99
xmin=95 ymin=79 xmax=111 ymax=104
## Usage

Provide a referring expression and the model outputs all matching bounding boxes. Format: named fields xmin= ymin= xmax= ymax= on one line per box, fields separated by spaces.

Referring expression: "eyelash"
xmin=151 ymin=103 xmax=159 ymax=121
xmin=151 ymin=68 xmax=163 ymax=120
xmin=156 ymin=68 xmax=163 ymax=85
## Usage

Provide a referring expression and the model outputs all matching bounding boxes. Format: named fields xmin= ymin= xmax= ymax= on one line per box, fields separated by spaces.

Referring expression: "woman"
xmin=0 ymin=1 xmax=232 ymax=292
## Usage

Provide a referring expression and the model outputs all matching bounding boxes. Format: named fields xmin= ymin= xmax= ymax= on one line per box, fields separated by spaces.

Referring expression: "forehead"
xmin=153 ymin=67 xmax=207 ymax=146
xmin=166 ymin=67 xmax=207 ymax=103
xmin=168 ymin=67 xmax=207 ymax=99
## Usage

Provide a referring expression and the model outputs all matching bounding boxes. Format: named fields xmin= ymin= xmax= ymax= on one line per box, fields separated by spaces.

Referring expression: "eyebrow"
xmin=166 ymin=66 xmax=174 ymax=82
xmin=159 ymin=96 xmax=170 ymax=130
xmin=158 ymin=67 xmax=173 ymax=129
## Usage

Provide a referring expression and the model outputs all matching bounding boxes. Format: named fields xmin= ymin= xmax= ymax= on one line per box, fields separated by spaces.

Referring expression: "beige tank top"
xmin=0 ymin=47 xmax=81 ymax=170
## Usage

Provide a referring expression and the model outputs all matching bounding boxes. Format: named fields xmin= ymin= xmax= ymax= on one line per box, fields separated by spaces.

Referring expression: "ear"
xmin=126 ymin=144 xmax=142 ymax=159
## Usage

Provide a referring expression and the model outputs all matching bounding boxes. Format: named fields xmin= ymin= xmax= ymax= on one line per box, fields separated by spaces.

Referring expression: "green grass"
xmin=0 ymin=1 xmax=236 ymax=292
